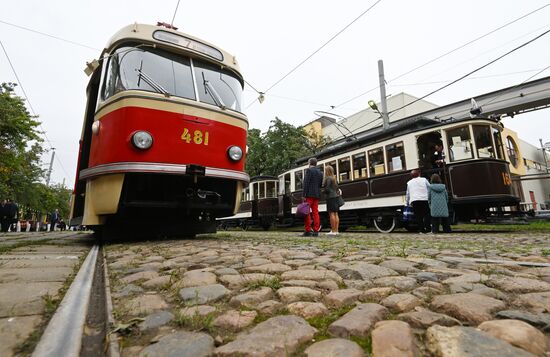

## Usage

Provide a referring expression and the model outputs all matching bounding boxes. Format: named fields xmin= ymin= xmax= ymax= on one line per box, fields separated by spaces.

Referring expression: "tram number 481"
xmin=181 ymin=128 xmax=209 ymax=145
xmin=501 ymin=172 xmax=512 ymax=186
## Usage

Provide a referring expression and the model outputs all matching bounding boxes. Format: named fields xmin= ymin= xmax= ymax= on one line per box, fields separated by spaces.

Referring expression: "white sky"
xmin=2 ymin=0 xmax=550 ymax=187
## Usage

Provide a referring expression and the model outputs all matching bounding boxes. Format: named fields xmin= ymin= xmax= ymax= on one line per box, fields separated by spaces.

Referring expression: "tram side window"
xmin=252 ymin=183 xmax=259 ymax=200
xmin=326 ymin=160 xmax=337 ymax=174
xmin=338 ymin=157 xmax=352 ymax=182
xmin=446 ymin=126 xmax=473 ymax=162
xmin=295 ymin=171 xmax=304 ymax=190
xmin=194 ymin=60 xmax=243 ymax=112
xmin=368 ymin=147 xmax=385 ymax=176
xmin=283 ymin=173 xmax=291 ymax=194
xmin=241 ymin=187 xmax=249 ymax=202
xmin=473 ymin=125 xmax=495 ymax=158
xmin=266 ymin=181 xmax=276 ymax=198
xmin=102 ymin=46 xmax=196 ymax=101
xmin=492 ymin=127 xmax=505 ymax=159
xmin=386 ymin=142 xmax=406 ymax=172
xmin=353 ymin=153 xmax=367 ymax=179
xmin=259 ymin=182 xmax=265 ymax=199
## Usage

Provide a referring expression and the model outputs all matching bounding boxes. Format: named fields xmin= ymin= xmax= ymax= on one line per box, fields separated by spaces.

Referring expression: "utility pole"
xmin=46 ymin=149 xmax=55 ymax=186
xmin=378 ymin=60 xmax=390 ymax=130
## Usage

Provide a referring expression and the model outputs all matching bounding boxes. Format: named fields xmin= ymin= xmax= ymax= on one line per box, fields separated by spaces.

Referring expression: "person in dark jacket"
xmin=6 ymin=199 xmax=18 ymax=232
xmin=302 ymin=157 xmax=323 ymax=236
xmin=428 ymin=174 xmax=451 ymax=233
xmin=50 ymin=209 xmax=60 ymax=232
xmin=0 ymin=199 xmax=8 ymax=232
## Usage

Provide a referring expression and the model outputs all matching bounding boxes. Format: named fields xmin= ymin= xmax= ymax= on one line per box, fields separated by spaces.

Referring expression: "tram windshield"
xmin=102 ymin=46 xmax=243 ymax=112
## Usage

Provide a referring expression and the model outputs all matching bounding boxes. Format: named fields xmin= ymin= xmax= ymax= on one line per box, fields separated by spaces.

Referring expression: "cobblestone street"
xmin=105 ymin=229 xmax=550 ymax=356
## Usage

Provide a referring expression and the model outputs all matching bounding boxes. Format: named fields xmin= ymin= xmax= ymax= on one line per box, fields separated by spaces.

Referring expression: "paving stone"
xmin=324 ymin=289 xmax=362 ymax=308
xmin=431 ymin=293 xmax=506 ymax=325
xmin=486 ymin=276 xmax=550 ymax=293
xmin=0 ymin=267 xmax=73 ymax=283
xmin=141 ymin=275 xmax=171 ymax=289
xmin=374 ymin=276 xmax=417 ymax=291
xmin=214 ymin=315 xmax=316 ymax=356
xmin=425 ymin=325 xmax=534 ymax=357
xmin=180 ymin=270 xmax=217 ymax=288
xmin=120 ymin=271 xmax=159 ymax=284
xmin=0 ymin=282 xmax=63 ymax=317
xmin=416 ymin=272 xmax=439 ymax=282
xmin=256 ymin=300 xmax=284 ymax=315
xmin=214 ymin=268 xmax=239 ymax=276
xmin=470 ymin=286 xmax=507 ymax=300
xmin=335 ymin=262 xmax=398 ymax=280
xmin=277 ymin=286 xmax=322 ymax=303
xmin=139 ymin=330 xmax=214 ymax=357
xmin=180 ymin=305 xmax=217 ymax=317
xmin=128 ymin=294 xmax=169 ymax=315
xmin=115 ymin=284 xmax=144 ymax=297
xmin=229 ymin=287 xmax=273 ymax=308
xmin=448 ymin=282 xmax=487 ymax=294
xmin=361 ymin=287 xmax=394 ymax=302
xmin=242 ymin=263 xmax=292 ymax=274
xmin=304 ymin=338 xmax=364 ymax=357
xmin=328 ymin=303 xmax=388 ymax=338
xmin=442 ymin=273 xmax=487 ymax=285
xmin=496 ymin=309 xmax=550 ymax=332
xmin=379 ymin=260 xmax=420 ymax=274
xmin=478 ymin=319 xmax=548 ymax=356
xmin=398 ymin=307 xmax=461 ymax=329
xmin=213 ymin=310 xmax=257 ymax=331
xmin=179 ymin=284 xmax=230 ymax=305
xmin=281 ymin=279 xmax=318 ymax=288
xmin=287 ymin=301 xmax=328 ymax=319
xmin=0 ymin=315 xmax=42 ymax=357
xmin=317 ymin=280 xmax=340 ymax=291
xmin=371 ymin=320 xmax=418 ymax=357
xmin=218 ymin=273 xmax=275 ymax=289
xmin=285 ymin=259 xmax=312 ymax=267
xmin=381 ymin=293 xmax=422 ymax=313
xmin=344 ymin=279 xmax=372 ymax=290
xmin=281 ymin=269 xmax=343 ymax=283
xmin=139 ymin=311 xmax=174 ymax=330
xmin=243 ymin=258 xmax=272 ymax=267
xmin=514 ymin=291 xmax=550 ymax=312
xmin=411 ymin=286 xmax=442 ymax=301
xmin=406 ymin=257 xmax=447 ymax=268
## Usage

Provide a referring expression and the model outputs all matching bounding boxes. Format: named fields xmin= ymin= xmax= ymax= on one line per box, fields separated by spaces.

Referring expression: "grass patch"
xmin=174 ymin=310 xmax=215 ymax=332
xmin=350 ymin=335 xmax=373 ymax=353
xmin=307 ymin=305 xmax=355 ymax=340
xmin=247 ymin=277 xmax=282 ymax=290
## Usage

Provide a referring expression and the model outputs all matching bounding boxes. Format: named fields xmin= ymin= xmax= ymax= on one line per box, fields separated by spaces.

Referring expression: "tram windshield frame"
xmin=100 ymin=44 xmax=244 ymax=113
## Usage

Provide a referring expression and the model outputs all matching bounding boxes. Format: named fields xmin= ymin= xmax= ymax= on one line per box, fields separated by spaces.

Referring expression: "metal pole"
xmin=46 ymin=149 xmax=55 ymax=186
xmin=378 ymin=60 xmax=390 ymax=130
xmin=540 ymin=139 xmax=549 ymax=173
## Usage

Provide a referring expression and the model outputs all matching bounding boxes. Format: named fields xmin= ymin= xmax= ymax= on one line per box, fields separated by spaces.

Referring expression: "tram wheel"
xmin=373 ymin=216 xmax=396 ymax=233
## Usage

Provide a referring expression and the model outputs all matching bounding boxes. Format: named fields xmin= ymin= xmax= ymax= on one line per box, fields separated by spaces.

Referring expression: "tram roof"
xmin=250 ymin=175 xmax=278 ymax=182
xmin=295 ymin=116 xmax=498 ymax=166
xmin=102 ymin=23 xmax=242 ymax=77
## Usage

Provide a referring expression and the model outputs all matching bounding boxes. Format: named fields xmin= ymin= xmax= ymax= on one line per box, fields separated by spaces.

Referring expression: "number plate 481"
xmin=181 ymin=128 xmax=209 ymax=146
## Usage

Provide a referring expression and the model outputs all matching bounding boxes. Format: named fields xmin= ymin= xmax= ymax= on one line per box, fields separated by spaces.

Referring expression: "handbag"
xmin=296 ymin=201 xmax=311 ymax=218
xmin=402 ymin=205 xmax=414 ymax=222
xmin=337 ymin=195 xmax=345 ymax=207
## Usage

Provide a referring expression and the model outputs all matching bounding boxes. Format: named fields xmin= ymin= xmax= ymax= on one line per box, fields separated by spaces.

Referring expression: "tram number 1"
xmin=501 ymin=172 xmax=512 ymax=186
xmin=181 ymin=128 xmax=209 ymax=146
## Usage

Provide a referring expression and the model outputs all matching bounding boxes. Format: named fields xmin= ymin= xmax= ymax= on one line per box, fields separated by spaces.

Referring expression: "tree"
xmin=245 ymin=117 xmax=332 ymax=177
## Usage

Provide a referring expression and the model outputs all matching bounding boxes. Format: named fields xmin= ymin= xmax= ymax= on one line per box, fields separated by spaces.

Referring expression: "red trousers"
xmin=304 ymin=197 xmax=320 ymax=232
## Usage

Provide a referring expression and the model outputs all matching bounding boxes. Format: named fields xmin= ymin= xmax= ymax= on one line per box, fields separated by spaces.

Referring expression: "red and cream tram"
xmin=278 ymin=116 xmax=520 ymax=233
xmin=70 ymin=23 xmax=248 ymax=236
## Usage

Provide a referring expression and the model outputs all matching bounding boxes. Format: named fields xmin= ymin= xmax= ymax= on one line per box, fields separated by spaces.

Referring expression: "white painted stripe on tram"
xmin=32 ymin=245 xmax=99 ymax=357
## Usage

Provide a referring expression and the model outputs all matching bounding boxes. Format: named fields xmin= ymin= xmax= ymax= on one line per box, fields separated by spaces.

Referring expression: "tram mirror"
xmin=84 ymin=59 xmax=100 ymax=76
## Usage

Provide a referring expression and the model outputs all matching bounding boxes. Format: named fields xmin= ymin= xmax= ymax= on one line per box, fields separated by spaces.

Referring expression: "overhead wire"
xmin=0 ymin=40 xmax=73 ymax=184
xmin=171 ymin=0 xmax=181 ymax=27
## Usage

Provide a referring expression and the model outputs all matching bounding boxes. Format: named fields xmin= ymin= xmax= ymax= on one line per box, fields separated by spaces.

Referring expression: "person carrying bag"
xmin=323 ymin=165 xmax=342 ymax=235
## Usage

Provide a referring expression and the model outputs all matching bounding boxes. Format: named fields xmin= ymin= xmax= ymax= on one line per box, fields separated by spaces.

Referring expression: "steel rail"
xmin=32 ymin=245 xmax=99 ymax=357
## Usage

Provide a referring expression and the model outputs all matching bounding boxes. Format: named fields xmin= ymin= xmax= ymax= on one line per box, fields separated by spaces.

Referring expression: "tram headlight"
xmin=132 ymin=131 xmax=153 ymax=150
xmin=227 ymin=146 xmax=243 ymax=161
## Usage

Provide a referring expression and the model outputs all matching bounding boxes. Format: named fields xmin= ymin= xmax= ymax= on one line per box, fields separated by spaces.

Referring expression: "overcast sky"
xmin=2 ymin=0 xmax=550 ymax=186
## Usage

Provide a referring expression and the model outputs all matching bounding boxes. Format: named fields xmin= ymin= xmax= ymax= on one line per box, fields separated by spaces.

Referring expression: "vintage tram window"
xmin=338 ymin=157 xmax=352 ymax=182
xmin=326 ymin=161 xmax=336 ymax=174
xmin=506 ymin=136 xmax=519 ymax=168
xmin=353 ymin=153 xmax=367 ymax=179
xmin=386 ymin=142 xmax=406 ymax=172
xmin=252 ymin=183 xmax=259 ymax=200
xmin=259 ymin=182 xmax=266 ymax=198
xmin=294 ymin=171 xmax=304 ymax=190
xmin=102 ymin=46 xmax=196 ymax=101
xmin=266 ymin=181 xmax=276 ymax=198
xmin=473 ymin=125 xmax=495 ymax=158
xmin=368 ymin=147 xmax=385 ymax=176
xmin=492 ymin=127 xmax=505 ymax=159
xmin=282 ymin=173 xmax=291 ymax=194
xmin=193 ymin=60 xmax=243 ymax=112
xmin=446 ymin=126 xmax=473 ymax=162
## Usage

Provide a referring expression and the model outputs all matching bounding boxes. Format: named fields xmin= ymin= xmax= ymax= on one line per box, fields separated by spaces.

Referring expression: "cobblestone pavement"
xmin=0 ymin=231 xmax=93 ymax=357
xmin=106 ymin=230 xmax=550 ymax=356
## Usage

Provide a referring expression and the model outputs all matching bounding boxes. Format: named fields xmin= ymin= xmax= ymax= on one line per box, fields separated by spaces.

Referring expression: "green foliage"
xmin=0 ymin=83 xmax=70 ymax=219
xmin=246 ymin=117 xmax=331 ymax=177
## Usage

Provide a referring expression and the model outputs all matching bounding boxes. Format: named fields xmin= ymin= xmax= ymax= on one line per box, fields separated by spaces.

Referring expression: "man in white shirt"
xmin=406 ymin=170 xmax=431 ymax=233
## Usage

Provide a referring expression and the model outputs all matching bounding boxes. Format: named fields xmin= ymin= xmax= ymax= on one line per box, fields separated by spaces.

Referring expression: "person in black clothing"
xmin=302 ymin=157 xmax=323 ymax=237
xmin=431 ymin=143 xmax=446 ymax=169
xmin=5 ymin=199 xmax=18 ymax=232
xmin=50 ymin=209 xmax=60 ymax=231
xmin=0 ymin=199 xmax=8 ymax=232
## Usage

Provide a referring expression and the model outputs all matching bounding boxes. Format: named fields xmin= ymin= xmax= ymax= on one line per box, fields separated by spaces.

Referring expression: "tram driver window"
xmin=338 ymin=157 xmax=352 ymax=182
xmin=492 ymin=127 xmax=505 ymax=159
xmin=353 ymin=153 xmax=367 ymax=179
xmin=386 ymin=142 xmax=406 ymax=172
xmin=259 ymin=182 xmax=266 ymax=199
xmin=446 ymin=126 xmax=473 ymax=162
xmin=194 ymin=60 xmax=243 ymax=112
xmin=295 ymin=171 xmax=304 ymax=190
xmin=368 ymin=147 xmax=385 ymax=176
xmin=473 ymin=125 xmax=495 ymax=158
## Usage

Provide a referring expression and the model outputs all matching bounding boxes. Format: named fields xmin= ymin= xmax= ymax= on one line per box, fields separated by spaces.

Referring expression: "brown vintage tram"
xmin=278 ymin=116 xmax=519 ymax=233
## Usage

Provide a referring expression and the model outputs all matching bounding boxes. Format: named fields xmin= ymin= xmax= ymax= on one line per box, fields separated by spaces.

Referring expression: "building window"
xmin=368 ymin=147 xmax=385 ymax=176
xmin=294 ymin=170 xmax=304 ymax=190
xmin=446 ymin=126 xmax=474 ymax=162
xmin=506 ymin=136 xmax=519 ymax=168
xmin=338 ymin=157 xmax=352 ymax=182
xmin=353 ymin=153 xmax=367 ymax=179
xmin=386 ymin=141 xmax=406 ymax=172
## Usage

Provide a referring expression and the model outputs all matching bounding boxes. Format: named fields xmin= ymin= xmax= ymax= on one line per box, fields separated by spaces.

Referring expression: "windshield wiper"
xmin=136 ymin=61 xmax=170 ymax=97
xmin=202 ymin=72 xmax=225 ymax=110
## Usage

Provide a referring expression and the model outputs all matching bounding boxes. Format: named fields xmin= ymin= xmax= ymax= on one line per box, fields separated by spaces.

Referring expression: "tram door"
xmin=416 ymin=132 xmax=442 ymax=170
